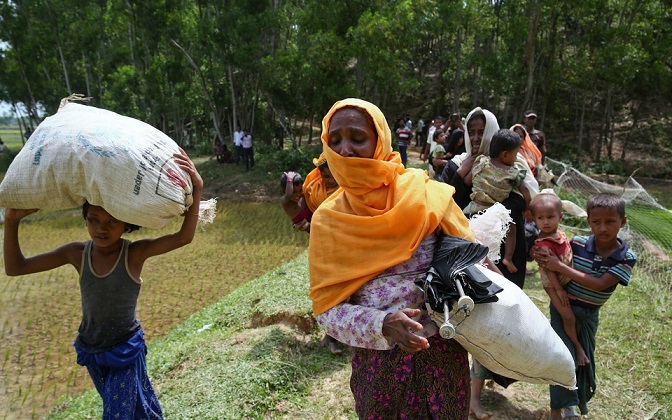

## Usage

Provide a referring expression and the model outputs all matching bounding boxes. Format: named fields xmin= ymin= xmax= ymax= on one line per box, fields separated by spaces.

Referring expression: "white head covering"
xmin=452 ymin=107 xmax=500 ymax=167
xmin=451 ymin=107 xmax=539 ymax=197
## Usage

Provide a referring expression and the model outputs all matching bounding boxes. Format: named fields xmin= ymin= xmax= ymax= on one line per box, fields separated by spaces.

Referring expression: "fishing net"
xmin=545 ymin=158 xmax=672 ymax=295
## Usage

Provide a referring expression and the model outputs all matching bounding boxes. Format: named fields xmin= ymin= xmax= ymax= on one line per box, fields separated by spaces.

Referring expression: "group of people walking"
xmin=4 ymin=98 xmax=636 ymax=419
xmin=284 ymin=99 xmax=636 ymax=420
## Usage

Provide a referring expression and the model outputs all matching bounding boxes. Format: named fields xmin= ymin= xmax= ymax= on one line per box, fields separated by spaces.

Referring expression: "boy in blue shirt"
xmin=532 ymin=193 xmax=637 ymax=420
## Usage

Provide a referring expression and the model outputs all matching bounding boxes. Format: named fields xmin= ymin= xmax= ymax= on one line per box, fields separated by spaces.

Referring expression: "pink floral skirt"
xmin=350 ymin=335 xmax=470 ymax=419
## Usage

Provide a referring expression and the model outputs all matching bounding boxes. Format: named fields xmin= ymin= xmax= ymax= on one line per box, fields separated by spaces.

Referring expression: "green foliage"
xmin=257 ymin=144 xmax=322 ymax=181
xmin=1 ymin=0 xmax=671 ymax=166
xmin=589 ymin=159 xmax=626 ymax=177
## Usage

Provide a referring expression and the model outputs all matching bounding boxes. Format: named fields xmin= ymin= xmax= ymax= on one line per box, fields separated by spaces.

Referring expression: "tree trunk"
xmin=82 ymin=53 xmax=92 ymax=98
xmin=452 ymin=28 xmax=462 ymax=113
xmin=17 ymin=59 xmax=40 ymax=127
xmin=605 ymin=87 xmax=614 ymax=161
xmin=621 ymin=100 xmax=642 ymax=161
xmin=170 ymin=39 xmax=225 ymax=145
xmin=12 ymin=102 xmax=27 ymax=145
xmin=124 ymin=0 xmax=136 ymax=68
xmin=578 ymin=93 xmax=586 ymax=153
xmin=308 ymin=112 xmax=315 ymax=144
xmin=228 ymin=65 xmax=238 ymax=133
xmin=56 ymin=33 xmax=72 ymax=94
xmin=523 ymin=0 xmax=541 ymax=110
xmin=251 ymin=73 xmax=260 ymax=135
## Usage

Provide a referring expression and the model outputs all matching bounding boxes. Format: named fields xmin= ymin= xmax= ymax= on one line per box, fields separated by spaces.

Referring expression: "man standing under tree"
xmin=233 ymin=125 xmax=244 ymax=165
xmin=524 ymin=110 xmax=547 ymax=164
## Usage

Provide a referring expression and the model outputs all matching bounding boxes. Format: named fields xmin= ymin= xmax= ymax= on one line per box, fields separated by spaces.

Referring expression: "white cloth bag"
xmin=430 ymin=264 xmax=577 ymax=389
xmin=0 ymin=102 xmax=193 ymax=229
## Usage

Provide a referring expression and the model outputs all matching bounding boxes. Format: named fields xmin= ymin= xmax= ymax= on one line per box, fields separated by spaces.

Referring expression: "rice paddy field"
xmin=0 ymin=199 xmax=309 ymax=419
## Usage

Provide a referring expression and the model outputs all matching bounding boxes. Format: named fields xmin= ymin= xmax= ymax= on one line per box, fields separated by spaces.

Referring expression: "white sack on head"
xmin=469 ymin=202 xmax=512 ymax=264
xmin=430 ymin=264 xmax=577 ymax=389
xmin=0 ymin=102 xmax=195 ymax=229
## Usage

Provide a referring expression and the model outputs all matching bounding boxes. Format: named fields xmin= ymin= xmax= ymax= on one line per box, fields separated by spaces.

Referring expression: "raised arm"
xmin=282 ymin=171 xmax=299 ymax=205
xmin=130 ymin=147 xmax=203 ymax=263
xmin=4 ymin=209 xmax=83 ymax=276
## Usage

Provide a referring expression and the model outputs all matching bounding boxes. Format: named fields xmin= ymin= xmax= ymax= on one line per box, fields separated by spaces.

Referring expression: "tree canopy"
xmin=1 ymin=0 xmax=670 ymax=174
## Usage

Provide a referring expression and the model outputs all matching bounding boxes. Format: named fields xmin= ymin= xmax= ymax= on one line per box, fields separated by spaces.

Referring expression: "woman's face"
xmin=467 ymin=117 xmax=486 ymax=156
xmin=328 ymin=107 xmax=377 ymax=159
xmin=514 ymin=127 xmax=526 ymax=141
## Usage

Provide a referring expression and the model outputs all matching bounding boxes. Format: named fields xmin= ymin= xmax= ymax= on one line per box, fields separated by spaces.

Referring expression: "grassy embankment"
xmin=48 ymin=239 xmax=671 ymax=419
xmin=1 ymin=140 xmax=670 ymax=419
xmin=47 ymin=171 xmax=671 ymax=419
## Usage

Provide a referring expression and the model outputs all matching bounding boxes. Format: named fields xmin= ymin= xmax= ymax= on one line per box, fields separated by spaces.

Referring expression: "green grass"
xmin=43 ymin=252 xmax=672 ymax=419
xmin=3 ymin=147 xmax=671 ymax=419
xmin=0 ymin=201 xmax=309 ymax=418
xmin=627 ymin=206 xmax=672 ymax=254
xmin=48 ymin=254 xmax=356 ymax=420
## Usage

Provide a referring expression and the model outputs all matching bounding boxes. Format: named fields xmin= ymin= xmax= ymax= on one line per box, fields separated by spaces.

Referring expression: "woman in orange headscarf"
xmin=511 ymin=123 xmax=542 ymax=176
xmin=309 ymin=98 xmax=475 ymax=419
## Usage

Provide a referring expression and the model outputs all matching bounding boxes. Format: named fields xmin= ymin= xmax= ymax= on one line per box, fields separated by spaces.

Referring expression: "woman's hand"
xmin=456 ymin=155 xmax=475 ymax=179
xmin=530 ymin=245 xmax=546 ymax=264
xmin=382 ymin=308 xmax=430 ymax=353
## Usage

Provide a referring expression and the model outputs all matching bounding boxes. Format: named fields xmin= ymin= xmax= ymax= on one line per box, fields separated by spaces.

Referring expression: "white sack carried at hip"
xmin=0 ymin=102 xmax=193 ymax=229
xmin=430 ymin=264 xmax=577 ymax=389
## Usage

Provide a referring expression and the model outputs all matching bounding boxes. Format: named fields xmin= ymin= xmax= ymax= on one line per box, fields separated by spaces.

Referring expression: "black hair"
xmin=433 ymin=129 xmax=445 ymax=141
xmin=279 ymin=172 xmax=303 ymax=193
xmin=489 ymin=129 xmax=522 ymax=158
xmin=530 ymin=193 xmax=563 ymax=215
xmin=466 ymin=110 xmax=486 ymax=131
xmin=586 ymin=193 xmax=626 ymax=218
xmin=82 ymin=201 xmax=140 ymax=233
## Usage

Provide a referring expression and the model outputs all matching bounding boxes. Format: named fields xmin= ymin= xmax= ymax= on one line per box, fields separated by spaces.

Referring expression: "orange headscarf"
xmin=511 ymin=123 xmax=542 ymax=171
xmin=309 ymin=98 xmax=474 ymax=315
xmin=303 ymin=153 xmax=339 ymax=213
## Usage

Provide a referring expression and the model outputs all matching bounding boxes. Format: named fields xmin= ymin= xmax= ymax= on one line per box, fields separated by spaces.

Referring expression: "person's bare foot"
xmin=469 ymin=399 xmax=492 ymax=420
xmin=503 ymin=257 xmax=518 ymax=273
xmin=575 ymin=346 xmax=590 ymax=366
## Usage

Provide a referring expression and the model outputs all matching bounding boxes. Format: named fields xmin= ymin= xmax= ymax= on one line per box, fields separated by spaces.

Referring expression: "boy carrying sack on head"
xmin=532 ymin=193 xmax=637 ymax=420
xmin=4 ymin=148 xmax=203 ymax=419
